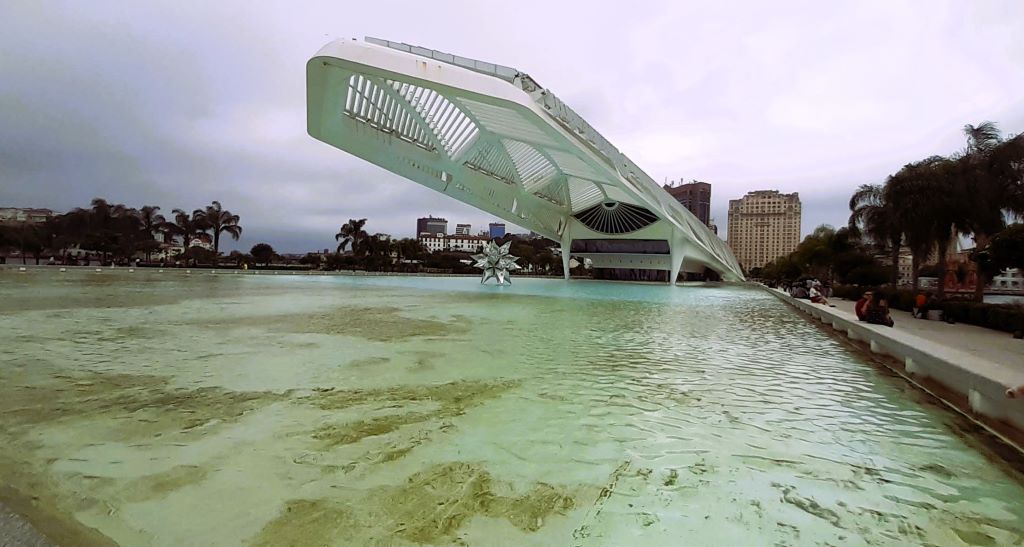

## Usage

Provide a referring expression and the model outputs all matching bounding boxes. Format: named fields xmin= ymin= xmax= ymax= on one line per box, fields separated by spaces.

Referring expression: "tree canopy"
xmin=250 ymin=243 xmax=275 ymax=266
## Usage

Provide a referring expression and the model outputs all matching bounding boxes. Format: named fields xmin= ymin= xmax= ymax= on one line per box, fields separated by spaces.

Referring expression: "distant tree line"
xmin=0 ymin=198 xmax=242 ymax=265
xmin=294 ymin=217 xmax=565 ymax=275
xmin=848 ymin=121 xmax=1023 ymax=300
xmin=757 ymin=121 xmax=1024 ymax=303
xmin=753 ymin=224 xmax=889 ymax=287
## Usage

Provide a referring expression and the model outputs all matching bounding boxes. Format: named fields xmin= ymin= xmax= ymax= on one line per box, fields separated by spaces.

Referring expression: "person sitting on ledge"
xmin=1007 ymin=385 xmax=1024 ymax=399
xmin=913 ymin=291 xmax=927 ymax=318
xmin=865 ymin=294 xmax=895 ymax=327
xmin=809 ymin=283 xmax=835 ymax=307
xmin=793 ymin=285 xmax=809 ymax=299
xmin=855 ymin=291 xmax=872 ymax=321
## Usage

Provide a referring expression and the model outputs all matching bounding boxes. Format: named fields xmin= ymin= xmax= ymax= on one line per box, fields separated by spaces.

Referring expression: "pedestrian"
xmin=855 ymin=291 xmax=872 ymax=321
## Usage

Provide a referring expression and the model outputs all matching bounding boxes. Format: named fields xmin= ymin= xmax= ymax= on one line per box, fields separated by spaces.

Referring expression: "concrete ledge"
xmin=766 ymin=288 xmax=1024 ymax=442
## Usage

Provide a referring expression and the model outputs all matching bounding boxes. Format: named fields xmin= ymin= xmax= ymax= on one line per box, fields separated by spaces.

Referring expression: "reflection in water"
xmin=0 ymin=270 xmax=1022 ymax=545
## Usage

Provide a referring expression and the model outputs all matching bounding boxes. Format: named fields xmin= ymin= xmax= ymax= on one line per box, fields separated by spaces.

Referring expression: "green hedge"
xmin=831 ymin=285 xmax=917 ymax=312
xmin=939 ymin=301 xmax=1024 ymax=334
xmin=833 ymin=284 xmax=1024 ymax=334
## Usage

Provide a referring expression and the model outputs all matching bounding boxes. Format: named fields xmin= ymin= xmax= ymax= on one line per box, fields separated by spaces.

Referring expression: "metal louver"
xmin=573 ymin=202 xmax=659 ymax=234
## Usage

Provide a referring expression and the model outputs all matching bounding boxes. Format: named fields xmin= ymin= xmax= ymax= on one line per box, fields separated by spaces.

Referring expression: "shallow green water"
xmin=1 ymin=269 xmax=1023 ymax=545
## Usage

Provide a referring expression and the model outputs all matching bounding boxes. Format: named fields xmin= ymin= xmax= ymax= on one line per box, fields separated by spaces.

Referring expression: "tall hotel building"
xmin=726 ymin=190 xmax=802 ymax=270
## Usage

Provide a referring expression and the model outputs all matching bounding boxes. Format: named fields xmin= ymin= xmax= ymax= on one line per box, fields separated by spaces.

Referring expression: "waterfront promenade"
xmin=769 ymin=287 xmax=1024 ymax=450
xmin=832 ymin=297 xmax=1024 ymax=370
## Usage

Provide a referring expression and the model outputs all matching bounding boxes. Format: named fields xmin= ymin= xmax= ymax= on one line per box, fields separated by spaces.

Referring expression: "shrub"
xmin=939 ymin=301 xmax=1024 ymax=334
xmin=833 ymin=285 xmax=918 ymax=312
xmin=832 ymin=284 xmax=1024 ymax=333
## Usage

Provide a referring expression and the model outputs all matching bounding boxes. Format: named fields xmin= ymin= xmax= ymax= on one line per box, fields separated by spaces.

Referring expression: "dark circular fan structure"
xmin=573 ymin=201 xmax=660 ymax=234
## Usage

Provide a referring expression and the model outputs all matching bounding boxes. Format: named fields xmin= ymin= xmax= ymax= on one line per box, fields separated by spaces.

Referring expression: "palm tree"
xmin=991 ymin=133 xmax=1024 ymax=217
xmin=963 ymin=122 xmax=1002 ymax=156
xmin=113 ymin=207 xmax=144 ymax=262
xmin=55 ymin=207 xmax=91 ymax=262
xmin=138 ymin=205 xmax=166 ymax=263
xmin=335 ymin=218 xmax=368 ymax=254
xmin=167 ymin=208 xmax=207 ymax=264
xmin=849 ymin=183 xmax=902 ymax=285
xmin=956 ymin=122 xmax=1024 ymax=301
xmin=194 ymin=201 xmax=242 ymax=255
xmin=356 ymin=233 xmax=393 ymax=270
xmin=885 ymin=157 xmax=961 ymax=292
xmin=83 ymin=198 xmax=132 ymax=263
xmin=397 ymin=238 xmax=425 ymax=261
xmin=923 ymin=158 xmax=967 ymax=298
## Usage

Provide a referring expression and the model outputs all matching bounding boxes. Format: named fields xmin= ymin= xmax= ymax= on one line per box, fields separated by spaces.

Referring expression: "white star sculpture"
xmin=471 ymin=241 xmax=520 ymax=285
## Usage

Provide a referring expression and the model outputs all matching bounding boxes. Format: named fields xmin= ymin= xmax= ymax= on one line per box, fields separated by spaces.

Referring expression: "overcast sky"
xmin=2 ymin=1 xmax=1023 ymax=252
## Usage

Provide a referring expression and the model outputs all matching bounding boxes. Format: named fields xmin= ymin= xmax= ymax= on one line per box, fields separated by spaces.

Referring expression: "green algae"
xmin=252 ymin=462 xmax=580 ymax=545
xmin=307 ymin=380 xmax=519 ymax=472
xmin=122 ymin=465 xmax=208 ymax=503
xmin=202 ymin=305 xmax=468 ymax=342
xmin=0 ymin=369 xmax=283 ymax=438
xmin=0 ymin=367 xmax=284 ymax=545
xmin=250 ymin=499 xmax=357 ymax=547
xmin=306 ymin=379 xmax=518 ymax=416
xmin=312 ymin=413 xmax=432 ymax=448
xmin=302 ymin=306 xmax=466 ymax=341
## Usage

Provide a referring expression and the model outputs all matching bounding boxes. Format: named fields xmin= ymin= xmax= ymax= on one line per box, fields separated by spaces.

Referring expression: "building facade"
xmin=488 ymin=222 xmax=505 ymax=239
xmin=417 ymin=234 xmax=491 ymax=253
xmin=993 ymin=268 xmax=1023 ymax=292
xmin=662 ymin=181 xmax=711 ymax=226
xmin=455 ymin=223 xmax=471 ymax=235
xmin=416 ymin=216 xmax=448 ymax=237
xmin=726 ymin=190 xmax=801 ymax=270
xmin=0 ymin=207 xmax=57 ymax=224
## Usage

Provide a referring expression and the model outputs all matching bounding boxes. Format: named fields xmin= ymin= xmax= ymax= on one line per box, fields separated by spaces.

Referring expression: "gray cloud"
xmin=2 ymin=0 xmax=1024 ymax=252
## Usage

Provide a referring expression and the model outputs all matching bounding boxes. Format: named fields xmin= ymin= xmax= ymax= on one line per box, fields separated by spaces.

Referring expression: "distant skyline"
xmin=2 ymin=1 xmax=1023 ymax=252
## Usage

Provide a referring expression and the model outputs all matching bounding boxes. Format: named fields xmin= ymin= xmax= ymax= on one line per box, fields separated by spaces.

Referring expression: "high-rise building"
xmin=662 ymin=181 xmax=711 ymax=226
xmin=488 ymin=222 xmax=505 ymax=239
xmin=455 ymin=223 xmax=471 ymax=235
xmin=416 ymin=216 xmax=447 ymax=237
xmin=726 ymin=190 xmax=801 ymax=270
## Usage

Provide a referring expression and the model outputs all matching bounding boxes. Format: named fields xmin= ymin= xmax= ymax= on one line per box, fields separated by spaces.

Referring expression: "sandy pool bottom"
xmin=2 ymin=272 xmax=1024 ymax=545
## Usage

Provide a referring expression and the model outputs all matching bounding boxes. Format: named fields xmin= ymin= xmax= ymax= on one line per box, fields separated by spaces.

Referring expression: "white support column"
xmin=560 ymin=224 xmax=572 ymax=281
xmin=668 ymin=230 xmax=685 ymax=286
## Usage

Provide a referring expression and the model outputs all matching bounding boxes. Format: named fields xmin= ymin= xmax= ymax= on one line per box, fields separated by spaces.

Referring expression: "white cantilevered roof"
xmin=307 ymin=37 xmax=743 ymax=280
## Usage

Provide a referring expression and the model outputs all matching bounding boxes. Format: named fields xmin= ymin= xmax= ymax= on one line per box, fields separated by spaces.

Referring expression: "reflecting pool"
xmin=1 ymin=269 xmax=1023 ymax=545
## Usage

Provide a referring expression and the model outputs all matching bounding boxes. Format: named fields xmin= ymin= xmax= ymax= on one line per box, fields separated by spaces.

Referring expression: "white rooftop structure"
xmin=307 ymin=37 xmax=744 ymax=282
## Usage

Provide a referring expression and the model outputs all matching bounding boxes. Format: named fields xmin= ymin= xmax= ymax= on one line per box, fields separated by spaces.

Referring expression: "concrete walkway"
xmin=831 ymin=298 xmax=1024 ymax=370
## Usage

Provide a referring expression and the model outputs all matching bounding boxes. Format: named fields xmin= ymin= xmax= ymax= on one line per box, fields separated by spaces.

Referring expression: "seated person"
xmin=865 ymin=295 xmax=895 ymax=327
xmin=793 ymin=285 xmax=809 ymax=299
xmin=809 ymin=284 xmax=834 ymax=306
xmin=855 ymin=291 xmax=872 ymax=321
xmin=913 ymin=292 xmax=927 ymax=318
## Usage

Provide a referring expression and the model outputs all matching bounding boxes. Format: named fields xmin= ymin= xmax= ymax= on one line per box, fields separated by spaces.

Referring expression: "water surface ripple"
xmin=0 ymin=271 xmax=1022 ymax=546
